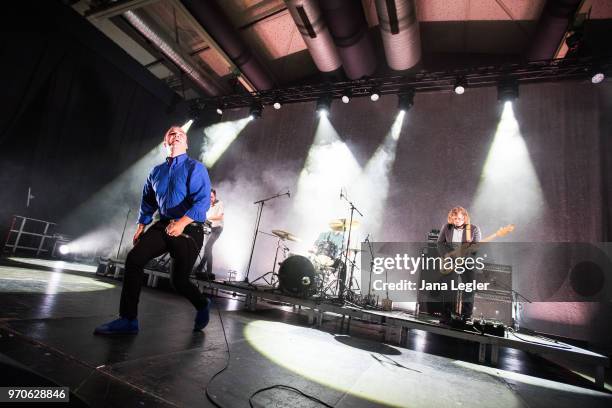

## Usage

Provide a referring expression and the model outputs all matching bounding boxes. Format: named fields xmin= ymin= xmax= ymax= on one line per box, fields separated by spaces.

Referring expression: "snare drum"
xmin=314 ymin=240 xmax=338 ymax=266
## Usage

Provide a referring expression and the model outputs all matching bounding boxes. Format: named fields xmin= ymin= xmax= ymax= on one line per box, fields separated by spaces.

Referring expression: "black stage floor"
xmin=1 ymin=256 xmax=611 ymax=407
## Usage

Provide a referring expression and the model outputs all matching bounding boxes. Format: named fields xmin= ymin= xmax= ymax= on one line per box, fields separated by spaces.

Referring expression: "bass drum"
xmin=278 ymin=255 xmax=317 ymax=297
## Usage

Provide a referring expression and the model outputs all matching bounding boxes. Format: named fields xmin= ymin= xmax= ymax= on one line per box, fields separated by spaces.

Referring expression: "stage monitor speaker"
xmin=473 ymin=292 xmax=513 ymax=326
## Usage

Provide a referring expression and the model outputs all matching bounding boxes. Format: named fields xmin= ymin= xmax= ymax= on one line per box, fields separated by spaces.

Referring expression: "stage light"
xmin=341 ymin=90 xmax=351 ymax=104
xmin=397 ymin=90 xmax=414 ymax=113
xmin=249 ymin=103 xmax=263 ymax=120
xmin=591 ymin=71 xmax=605 ymax=84
xmin=216 ymin=105 xmax=223 ymax=116
xmin=370 ymin=89 xmax=380 ymax=102
xmin=454 ymin=77 xmax=467 ymax=94
xmin=58 ymin=243 xmax=80 ymax=255
xmin=273 ymin=101 xmax=282 ymax=109
xmin=497 ymin=80 xmax=519 ymax=102
xmin=316 ymin=95 xmax=332 ymax=116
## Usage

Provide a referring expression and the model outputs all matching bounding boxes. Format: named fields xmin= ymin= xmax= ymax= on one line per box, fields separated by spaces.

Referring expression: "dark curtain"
xmin=0 ymin=1 xmax=189 ymax=238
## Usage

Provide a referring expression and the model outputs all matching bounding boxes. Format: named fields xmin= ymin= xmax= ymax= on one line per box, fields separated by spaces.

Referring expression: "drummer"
xmin=313 ymin=230 xmax=344 ymax=262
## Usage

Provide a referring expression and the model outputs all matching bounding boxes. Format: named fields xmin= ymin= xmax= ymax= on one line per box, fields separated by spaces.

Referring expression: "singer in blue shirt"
xmin=95 ymin=125 xmax=212 ymax=335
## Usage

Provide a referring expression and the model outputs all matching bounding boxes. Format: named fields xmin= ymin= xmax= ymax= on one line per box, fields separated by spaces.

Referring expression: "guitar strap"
xmin=466 ymin=224 xmax=472 ymax=242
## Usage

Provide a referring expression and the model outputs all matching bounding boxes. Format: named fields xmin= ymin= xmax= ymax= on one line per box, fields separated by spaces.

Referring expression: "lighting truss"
xmin=191 ymin=56 xmax=612 ymax=111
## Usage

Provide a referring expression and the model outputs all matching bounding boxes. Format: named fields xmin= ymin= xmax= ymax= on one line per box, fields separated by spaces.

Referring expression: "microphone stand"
xmin=116 ymin=208 xmax=131 ymax=260
xmin=244 ymin=191 xmax=290 ymax=283
xmin=365 ymin=235 xmax=375 ymax=303
xmin=339 ymin=190 xmax=363 ymax=301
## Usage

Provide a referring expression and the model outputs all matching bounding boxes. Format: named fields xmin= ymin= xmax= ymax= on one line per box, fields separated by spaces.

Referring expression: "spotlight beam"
xmin=360 ymin=111 xmax=405 ymax=237
xmin=200 ymin=117 xmax=253 ymax=167
xmin=472 ymin=101 xmax=545 ymax=235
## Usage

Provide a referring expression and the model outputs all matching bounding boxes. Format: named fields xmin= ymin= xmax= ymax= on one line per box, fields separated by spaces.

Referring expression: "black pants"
xmin=197 ymin=226 xmax=223 ymax=275
xmin=441 ymin=269 xmax=475 ymax=321
xmin=119 ymin=220 xmax=207 ymax=319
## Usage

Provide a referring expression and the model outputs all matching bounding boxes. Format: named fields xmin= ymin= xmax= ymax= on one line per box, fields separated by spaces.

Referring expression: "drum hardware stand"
xmin=346 ymin=250 xmax=361 ymax=295
xmin=321 ymin=263 xmax=345 ymax=299
xmin=364 ymin=234 xmax=377 ymax=305
xmin=321 ymin=278 xmax=338 ymax=298
xmin=380 ymin=263 xmax=392 ymax=310
xmin=244 ymin=191 xmax=290 ymax=283
xmin=339 ymin=189 xmax=363 ymax=301
xmin=251 ymin=235 xmax=290 ymax=286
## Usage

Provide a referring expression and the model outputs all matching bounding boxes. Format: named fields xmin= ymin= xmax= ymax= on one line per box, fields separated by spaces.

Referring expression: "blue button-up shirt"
xmin=137 ymin=153 xmax=211 ymax=225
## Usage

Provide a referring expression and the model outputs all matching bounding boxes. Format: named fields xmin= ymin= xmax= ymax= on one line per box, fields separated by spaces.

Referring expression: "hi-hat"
xmin=271 ymin=229 xmax=301 ymax=242
xmin=348 ymin=246 xmax=364 ymax=253
xmin=329 ymin=218 xmax=360 ymax=232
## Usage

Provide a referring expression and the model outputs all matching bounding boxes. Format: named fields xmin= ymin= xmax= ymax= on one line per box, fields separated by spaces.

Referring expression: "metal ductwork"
xmin=319 ymin=0 xmax=377 ymax=80
xmin=286 ymin=0 xmax=342 ymax=74
xmin=375 ymin=0 xmax=421 ymax=71
xmin=123 ymin=10 xmax=224 ymax=96
xmin=180 ymin=0 xmax=274 ymax=91
xmin=526 ymin=0 xmax=582 ymax=61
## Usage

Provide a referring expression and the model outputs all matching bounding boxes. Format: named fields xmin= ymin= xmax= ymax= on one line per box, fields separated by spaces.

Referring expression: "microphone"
xmin=287 ymin=190 xmax=291 ymax=198
xmin=364 ymin=233 xmax=370 ymax=242
xmin=340 ymin=188 xmax=343 ymax=199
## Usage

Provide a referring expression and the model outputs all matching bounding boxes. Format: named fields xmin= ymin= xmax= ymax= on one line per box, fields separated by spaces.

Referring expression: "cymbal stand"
xmin=339 ymin=189 xmax=363 ymax=301
xmin=364 ymin=234 xmax=376 ymax=305
xmin=251 ymin=236 xmax=289 ymax=286
xmin=244 ymin=191 xmax=290 ymax=283
xmin=348 ymin=249 xmax=361 ymax=290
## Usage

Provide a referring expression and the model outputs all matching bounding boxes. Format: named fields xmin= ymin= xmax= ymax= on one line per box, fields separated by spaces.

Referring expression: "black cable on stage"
xmin=507 ymin=328 xmax=572 ymax=349
xmin=203 ymin=297 xmax=336 ymax=408
xmin=248 ymin=384 xmax=334 ymax=408
xmin=204 ymin=297 xmax=231 ymax=408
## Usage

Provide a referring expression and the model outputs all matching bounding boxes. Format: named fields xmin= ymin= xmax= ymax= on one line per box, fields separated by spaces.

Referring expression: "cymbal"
xmin=329 ymin=218 xmax=360 ymax=232
xmin=348 ymin=246 xmax=364 ymax=253
xmin=271 ymin=229 xmax=301 ymax=242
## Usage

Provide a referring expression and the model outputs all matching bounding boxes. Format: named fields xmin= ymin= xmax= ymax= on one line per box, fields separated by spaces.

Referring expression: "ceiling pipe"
xmin=319 ymin=0 xmax=377 ymax=80
xmin=375 ymin=0 xmax=421 ymax=71
xmin=526 ymin=0 xmax=582 ymax=61
xmin=180 ymin=0 xmax=274 ymax=91
xmin=123 ymin=10 xmax=225 ymax=96
xmin=286 ymin=0 xmax=342 ymax=74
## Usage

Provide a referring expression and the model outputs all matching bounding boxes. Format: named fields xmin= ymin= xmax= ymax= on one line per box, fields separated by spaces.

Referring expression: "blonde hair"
xmin=447 ymin=206 xmax=470 ymax=225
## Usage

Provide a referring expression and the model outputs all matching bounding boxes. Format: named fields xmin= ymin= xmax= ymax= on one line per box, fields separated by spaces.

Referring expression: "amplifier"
xmin=473 ymin=292 xmax=513 ymax=326
xmin=473 ymin=262 xmax=513 ymax=325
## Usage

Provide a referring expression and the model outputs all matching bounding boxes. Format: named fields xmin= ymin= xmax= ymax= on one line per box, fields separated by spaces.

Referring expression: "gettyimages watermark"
xmin=360 ymin=242 xmax=612 ymax=302
xmin=371 ymin=252 xmax=488 ymax=292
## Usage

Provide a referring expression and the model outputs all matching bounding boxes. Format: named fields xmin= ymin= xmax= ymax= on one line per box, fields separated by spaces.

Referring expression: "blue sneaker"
xmin=194 ymin=298 xmax=211 ymax=331
xmin=94 ymin=317 xmax=139 ymax=335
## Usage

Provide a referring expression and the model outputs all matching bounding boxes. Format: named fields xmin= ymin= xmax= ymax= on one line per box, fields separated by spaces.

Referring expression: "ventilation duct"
xmin=319 ymin=0 xmax=377 ymax=80
xmin=286 ymin=0 xmax=342 ymax=73
xmin=123 ymin=10 xmax=224 ymax=96
xmin=375 ymin=0 xmax=421 ymax=71
xmin=180 ymin=0 xmax=274 ymax=90
xmin=526 ymin=0 xmax=582 ymax=61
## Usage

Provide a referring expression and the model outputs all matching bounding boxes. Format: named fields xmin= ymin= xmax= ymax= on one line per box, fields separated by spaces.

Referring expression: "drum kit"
xmin=260 ymin=218 xmax=364 ymax=301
